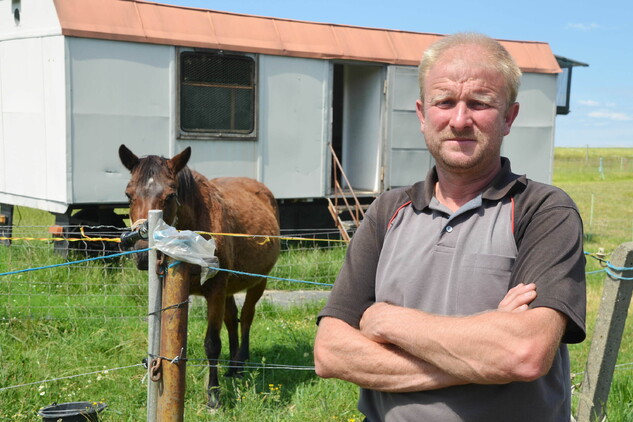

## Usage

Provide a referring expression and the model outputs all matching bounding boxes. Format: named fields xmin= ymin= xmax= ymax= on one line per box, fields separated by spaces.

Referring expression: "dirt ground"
xmin=236 ymin=290 xmax=330 ymax=308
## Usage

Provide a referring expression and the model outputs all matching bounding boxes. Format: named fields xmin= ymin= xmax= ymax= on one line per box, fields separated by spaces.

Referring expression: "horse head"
xmin=118 ymin=144 xmax=191 ymax=269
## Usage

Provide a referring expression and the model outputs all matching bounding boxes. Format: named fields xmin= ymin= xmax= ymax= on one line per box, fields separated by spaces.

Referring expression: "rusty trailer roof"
xmin=52 ymin=0 xmax=560 ymax=74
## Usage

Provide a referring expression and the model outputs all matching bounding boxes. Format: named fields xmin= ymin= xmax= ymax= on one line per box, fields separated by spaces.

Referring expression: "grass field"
xmin=1 ymin=147 xmax=633 ymax=421
xmin=553 ymin=148 xmax=633 ymax=421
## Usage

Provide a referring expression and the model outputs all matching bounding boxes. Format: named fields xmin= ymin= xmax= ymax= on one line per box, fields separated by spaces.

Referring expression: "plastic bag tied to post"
xmin=153 ymin=219 xmax=220 ymax=281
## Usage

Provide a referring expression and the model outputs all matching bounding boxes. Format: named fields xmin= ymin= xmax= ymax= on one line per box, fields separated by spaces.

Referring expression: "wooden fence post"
xmin=157 ymin=261 xmax=190 ymax=422
xmin=576 ymin=242 xmax=633 ymax=422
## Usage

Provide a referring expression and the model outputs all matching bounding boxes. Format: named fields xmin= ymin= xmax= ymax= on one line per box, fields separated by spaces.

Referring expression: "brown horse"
xmin=118 ymin=144 xmax=280 ymax=409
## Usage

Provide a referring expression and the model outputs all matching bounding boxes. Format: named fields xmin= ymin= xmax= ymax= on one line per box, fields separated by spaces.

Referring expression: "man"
xmin=314 ymin=32 xmax=586 ymax=422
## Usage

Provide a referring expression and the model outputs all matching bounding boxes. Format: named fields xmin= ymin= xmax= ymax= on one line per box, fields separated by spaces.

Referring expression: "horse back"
xmin=211 ymin=177 xmax=279 ymax=222
xmin=210 ymin=177 xmax=279 ymax=230
xmin=205 ymin=177 xmax=280 ymax=292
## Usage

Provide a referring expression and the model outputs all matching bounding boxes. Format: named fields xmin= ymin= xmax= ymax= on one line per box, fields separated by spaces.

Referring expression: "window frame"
xmin=177 ymin=48 xmax=258 ymax=140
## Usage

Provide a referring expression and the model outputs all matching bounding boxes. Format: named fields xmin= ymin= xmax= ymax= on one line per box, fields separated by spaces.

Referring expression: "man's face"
xmin=416 ymin=45 xmax=519 ymax=177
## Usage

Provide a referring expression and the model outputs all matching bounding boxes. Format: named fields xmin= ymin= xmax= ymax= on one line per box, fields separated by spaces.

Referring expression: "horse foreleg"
xmin=223 ymin=296 xmax=240 ymax=377
xmin=204 ymin=288 xmax=226 ymax=410
xmin=235 ymin=278 xmax=267 ymax=372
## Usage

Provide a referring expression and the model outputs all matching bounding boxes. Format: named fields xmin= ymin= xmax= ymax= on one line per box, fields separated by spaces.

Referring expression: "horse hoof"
xmin=206 ymin=389 xmax=221 ymax=411
xmin=206 ymin=404 xmax=220 ymax=413
xmin=206 ymin=398 xmax=221 ymax=412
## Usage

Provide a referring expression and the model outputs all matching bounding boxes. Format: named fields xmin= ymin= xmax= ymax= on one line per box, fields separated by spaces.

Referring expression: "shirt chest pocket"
xmin=456 ymin=253 xmax=515 ymax=314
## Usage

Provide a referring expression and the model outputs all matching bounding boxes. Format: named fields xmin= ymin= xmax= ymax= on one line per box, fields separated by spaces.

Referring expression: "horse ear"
xmin=119 ymin=144 xmax=139 ymax=171
xmin=169 ymin=147 xmax=191 ymax=174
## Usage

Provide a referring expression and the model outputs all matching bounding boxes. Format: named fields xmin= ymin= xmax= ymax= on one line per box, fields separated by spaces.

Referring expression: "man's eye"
xmin=469 ymin=101 xmax=490 ymax=110
xmin=435 ymin=100 xmax=454 ymax=108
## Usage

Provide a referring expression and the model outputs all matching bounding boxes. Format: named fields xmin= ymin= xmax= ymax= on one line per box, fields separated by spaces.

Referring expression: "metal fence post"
xmin=147 ymin=210 xmax=163 ymax=422
xmin=576 ymin=242 xmax=633 ymax=422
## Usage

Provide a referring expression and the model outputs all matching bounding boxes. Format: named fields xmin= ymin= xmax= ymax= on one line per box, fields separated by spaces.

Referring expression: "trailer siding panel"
xmin=68 ymin=38 xmax=173 ymax=204
xmin=386 ymin=65 xmax=432 ymax=188
xmin=258 ymin=55 xmax=328 ymax=199
xmin=502 ymin=73 xmax=558 ymax=184
xmin=0 ymin=35 xmax=68 ymax=212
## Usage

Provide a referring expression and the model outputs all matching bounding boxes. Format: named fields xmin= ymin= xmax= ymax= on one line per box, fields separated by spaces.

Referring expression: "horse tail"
xmin=258 ymin=188 xmax=280 ymax=226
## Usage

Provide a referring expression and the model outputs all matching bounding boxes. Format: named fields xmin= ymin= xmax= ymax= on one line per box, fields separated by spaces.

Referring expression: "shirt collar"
xmin=405 ymin=157 xmax=527 ymax=211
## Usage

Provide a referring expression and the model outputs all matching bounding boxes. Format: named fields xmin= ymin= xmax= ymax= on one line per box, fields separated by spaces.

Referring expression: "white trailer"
xmin=0 ymin=0 xmax=583 ymax=237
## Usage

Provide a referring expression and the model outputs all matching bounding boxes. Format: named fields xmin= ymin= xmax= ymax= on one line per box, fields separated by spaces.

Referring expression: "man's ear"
xmin=503 ymin=102 xmax=520 ymax=136
xmin=415 ymin=99 xmax=426 ymax=132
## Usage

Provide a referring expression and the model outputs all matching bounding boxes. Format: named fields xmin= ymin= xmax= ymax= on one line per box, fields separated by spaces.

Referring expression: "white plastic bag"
xmin=153 ymin=219 xmax=220 ymax=280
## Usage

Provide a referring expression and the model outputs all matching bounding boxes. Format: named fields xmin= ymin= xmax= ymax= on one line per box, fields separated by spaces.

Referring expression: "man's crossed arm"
xmin=314 ymin=283 xmax=566 ymax=392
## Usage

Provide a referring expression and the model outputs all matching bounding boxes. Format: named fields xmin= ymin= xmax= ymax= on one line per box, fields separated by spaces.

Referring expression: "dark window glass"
xmin=180 ymin=52 xmax=255 ymax=134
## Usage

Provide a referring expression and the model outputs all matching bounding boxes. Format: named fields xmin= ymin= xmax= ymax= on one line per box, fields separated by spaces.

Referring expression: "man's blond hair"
xmin=418 ymin=32 xmax=522 ymax=105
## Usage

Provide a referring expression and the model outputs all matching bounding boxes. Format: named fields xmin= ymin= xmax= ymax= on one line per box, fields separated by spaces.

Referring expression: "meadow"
xmin=1 ymin=147 xmax=633 ymax=421
xmin=553 ymin=148 xmax=633 ymax=421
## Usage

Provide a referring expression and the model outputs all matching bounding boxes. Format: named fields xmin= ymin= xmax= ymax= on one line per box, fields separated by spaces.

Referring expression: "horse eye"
xmin=125 ymin=193 xmax=134 ymax=202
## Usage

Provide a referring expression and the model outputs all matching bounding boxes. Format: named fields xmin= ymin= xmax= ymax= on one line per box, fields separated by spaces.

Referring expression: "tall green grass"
xmin=0 ymin=214 xmax=356 ymax=421
xmin=0 ymin=302 xmax=363 ymax=421
xmin=1 ymin=147 xmax=633 ymax=421
xmin=268 ymin=244 xmax=345 ymax=290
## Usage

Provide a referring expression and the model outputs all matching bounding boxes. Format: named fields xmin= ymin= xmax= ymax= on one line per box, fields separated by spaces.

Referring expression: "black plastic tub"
xmin=38 ymin=401 xmax=107 ymax=422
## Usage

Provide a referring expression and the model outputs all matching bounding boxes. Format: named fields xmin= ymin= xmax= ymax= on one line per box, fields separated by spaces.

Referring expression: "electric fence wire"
xmin=0 ymin=243 xmax=323 ymax=394
xmin=0 ymin=363 xmax=144 ymax=393
xmin=3 ymin=237 xmax=633 ymax=396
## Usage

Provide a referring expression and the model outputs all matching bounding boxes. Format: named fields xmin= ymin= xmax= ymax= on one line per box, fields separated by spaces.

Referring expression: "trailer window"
xmin=180 ymin=52 xmax=255 ymax=136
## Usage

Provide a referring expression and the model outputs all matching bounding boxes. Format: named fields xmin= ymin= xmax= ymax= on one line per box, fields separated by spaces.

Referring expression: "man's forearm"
xmin=314 ymin=317 xmax=467 ymax=392
xmin=360 ymin=304 xmax=566 ymax=384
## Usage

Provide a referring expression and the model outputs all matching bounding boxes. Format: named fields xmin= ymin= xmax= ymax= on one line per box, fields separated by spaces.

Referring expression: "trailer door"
xmin=384 ymin=65 xmax=433 ymax=189
xmin=259 ymin=55 xmax=329 ymax=199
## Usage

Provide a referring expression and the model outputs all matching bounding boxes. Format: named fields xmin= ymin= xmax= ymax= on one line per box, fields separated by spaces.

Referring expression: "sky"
xmin=154 ymin=0 xmax=632 ymax=148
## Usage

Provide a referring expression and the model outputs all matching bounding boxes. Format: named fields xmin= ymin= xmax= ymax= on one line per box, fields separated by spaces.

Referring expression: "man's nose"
xmin=449 ymin=102 xmax=473 ymax=130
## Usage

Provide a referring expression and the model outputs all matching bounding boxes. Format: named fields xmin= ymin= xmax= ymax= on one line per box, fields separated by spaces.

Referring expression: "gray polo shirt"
xmin=377 ymin=193 xmax=516 ymax=315
xmin=318 ymin=158 xmax=586 ymax=422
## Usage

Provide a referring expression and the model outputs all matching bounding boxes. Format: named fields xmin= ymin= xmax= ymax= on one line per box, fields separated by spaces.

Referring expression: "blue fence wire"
xmin=584 ymin=251 xmax=633 ymax=281
xmin=1 ymin=247 xmax=334 ymax=287
xmin=0 ymin=248 xmax=151 ymax=277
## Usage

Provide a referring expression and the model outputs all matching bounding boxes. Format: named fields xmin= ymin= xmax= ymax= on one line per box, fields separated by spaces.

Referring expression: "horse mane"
xmin=176 ymin=165 xmax=198 ymax=204
xmin=176 ymin=163 xmax=225 ymax=220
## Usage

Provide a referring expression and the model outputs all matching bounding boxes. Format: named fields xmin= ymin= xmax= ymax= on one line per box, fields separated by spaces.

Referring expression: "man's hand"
xmin=497 ymin=283 xmax=536 ymax=313
xmin=359 ymin=302 xmax=398 ymax=344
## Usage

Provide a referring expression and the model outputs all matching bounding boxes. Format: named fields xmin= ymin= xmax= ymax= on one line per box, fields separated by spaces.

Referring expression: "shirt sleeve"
xmin=512 ymin=184 xmax=586 ymax=344
xmin=316 ymin=198 xmax=389 ymax=328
